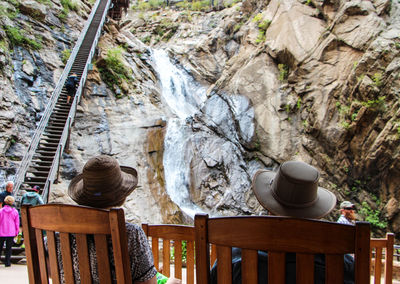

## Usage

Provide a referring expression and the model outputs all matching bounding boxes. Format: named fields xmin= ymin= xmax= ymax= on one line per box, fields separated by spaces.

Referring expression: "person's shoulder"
xmin=125 ymin=222 xmax=144 ymax=232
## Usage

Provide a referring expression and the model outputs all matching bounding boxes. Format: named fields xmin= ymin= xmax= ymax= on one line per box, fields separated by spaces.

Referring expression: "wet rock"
xmin=22 ymin=60 xmax=36 ymax=76
xmin=18 ymin=0 xmax=47 ymax=21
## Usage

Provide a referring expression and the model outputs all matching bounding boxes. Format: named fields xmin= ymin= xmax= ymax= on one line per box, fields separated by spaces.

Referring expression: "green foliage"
xmin=255 ymin=30 xmax=265 ymax=44
xmin=99 ymin=47 xmax=132 ymax=96
xmin=148 ymin=0 xmax=165 ymax=9
xmin=0 ymin=4 xmax=18 ymax=19
xmin=252 ymin=13 xmax=263 ymax=23
xmin=296 ymin=98 xmax=301 ymax=109
xmin=233 ymin=23 xmax=242 ymax=32
xmin=4 ymin=25 xmax=42 ymax=50
xmin=61 ymin=0 xmax=78 ymax=11
xmin=361 ymin=96 xmax=386 ymax=112
xmin=141 ymin=35 xmax=151 ymax=44
xmin=278 ymin=64 xmax=288 ymax=81
xmin=136 ymin=1 xmax=150 ymax=11
xmin=359 ymin=201 xmax=387 ymax=229
xmin=36 ymin=0 xmax=51 ymax=5
xmin=341 ymin=121 xmax=350 ymax=129
xmin=170 ymin=241 xmax=188 ymax=263
xmin=61 ymin=48 xmax=71 ymax=64
xmin=154 ymin=18 xmax=179 ymax=41
xmin=59 ymin=0 xmax=78 ymax=21
xmin=258 ymin=20 xmax=271 ymax=31
xmin=372 ymin=72 xmax=383 ymax=87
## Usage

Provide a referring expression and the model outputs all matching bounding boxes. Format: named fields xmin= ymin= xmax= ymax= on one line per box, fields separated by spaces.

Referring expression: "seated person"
xmin=210 ymin=160 xmax=354 ymax=284
xmin=47 ymin=155 xmax=181 ymax=284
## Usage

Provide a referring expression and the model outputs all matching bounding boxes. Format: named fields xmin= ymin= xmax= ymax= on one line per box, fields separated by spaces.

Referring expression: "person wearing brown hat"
xmin=43 ymin=155 xmax=180 ymax=284
xmin=210 ymin=161 xmax=355 ymax=284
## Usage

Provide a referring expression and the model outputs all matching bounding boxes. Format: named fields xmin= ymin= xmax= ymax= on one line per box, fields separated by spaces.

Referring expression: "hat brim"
xmin=68 ymin=166 xmax=138 ymax=208
xmin=252 ymin=170 xmax=336 ymax=219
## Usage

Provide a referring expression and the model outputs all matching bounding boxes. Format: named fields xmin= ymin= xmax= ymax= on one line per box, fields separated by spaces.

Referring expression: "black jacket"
xmin=210 ymin=247 xmax=355 ymax=284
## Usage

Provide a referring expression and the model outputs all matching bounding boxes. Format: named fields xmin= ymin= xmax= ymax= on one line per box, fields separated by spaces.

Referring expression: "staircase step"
xmin=29 ymin=165 xmax=51 ymax=171
xmin=25 ymin=176 xmax=47 ymax=182
xmin=27 ymin=170 xmax=50 ymax=177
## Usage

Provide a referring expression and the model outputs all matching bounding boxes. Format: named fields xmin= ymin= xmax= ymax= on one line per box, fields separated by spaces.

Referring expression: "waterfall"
xmin=152 ymin=49 xmax=207 ymax=217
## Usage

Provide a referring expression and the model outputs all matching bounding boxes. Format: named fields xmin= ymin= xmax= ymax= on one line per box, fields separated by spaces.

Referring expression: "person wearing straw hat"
xmin=210 ymin=160 xmax=355 ymax=284
xmin=48 ymin=155 xmax=181 ymax=284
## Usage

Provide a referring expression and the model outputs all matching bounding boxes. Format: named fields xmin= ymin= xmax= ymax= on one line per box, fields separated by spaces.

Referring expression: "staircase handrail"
xmin=13 ymin=0 xmax=106 ymax=200
xmin=41 ymin=0 xmax=111 ymax=203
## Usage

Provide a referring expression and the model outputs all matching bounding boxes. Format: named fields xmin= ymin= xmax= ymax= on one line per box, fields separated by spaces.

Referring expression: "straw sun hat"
xmin=68 ymin=155 xmax=138 ymax=208
xmin=252 ymin=161 xmax=336 ymax=219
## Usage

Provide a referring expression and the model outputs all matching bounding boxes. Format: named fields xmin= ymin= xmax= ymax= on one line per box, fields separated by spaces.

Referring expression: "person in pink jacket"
xmin=0 ymin=196 xmax=20 ymax=267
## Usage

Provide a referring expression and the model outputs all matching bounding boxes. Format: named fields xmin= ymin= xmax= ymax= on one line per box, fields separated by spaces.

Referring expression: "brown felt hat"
xmin=68 ymin=155 xmax=138 ymax=208
xmin=252 ymin=161 xmax=336 ymax=219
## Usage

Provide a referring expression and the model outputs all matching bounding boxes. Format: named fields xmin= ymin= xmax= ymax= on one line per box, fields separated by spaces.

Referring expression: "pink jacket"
xmin=0 ymin=205 xmax=20 ymax=237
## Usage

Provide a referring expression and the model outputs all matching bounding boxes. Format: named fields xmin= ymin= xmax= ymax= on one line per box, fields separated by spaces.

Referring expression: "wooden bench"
xmin=370 ymin=233 xmax=394 ymax=284
xmin=142 ymin=223 xmax=196 ymax=284
xmin=195 ymin=213 xmax=371 ymax=283
xmin=144 ymin=221 xmax=396 ymax=283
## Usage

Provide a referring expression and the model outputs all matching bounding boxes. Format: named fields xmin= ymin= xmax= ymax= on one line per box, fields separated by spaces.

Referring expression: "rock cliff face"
xmin=1 ymin=0 xmax=399 ymax=236
xmin=128 ymin=0 xmax=400 ymax=234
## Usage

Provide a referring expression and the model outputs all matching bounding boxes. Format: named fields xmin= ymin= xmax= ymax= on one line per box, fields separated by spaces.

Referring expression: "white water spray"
xmin=152 ymin=49 xmax=207 ymax=217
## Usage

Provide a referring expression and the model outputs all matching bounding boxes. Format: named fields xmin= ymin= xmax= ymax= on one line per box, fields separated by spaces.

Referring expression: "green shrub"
xmin=341 ymin=121 xmax=350 ymax=129
xmin=141 ymin=35 xmax=151 ymax=44
xmin=59 ymin=0 xmax=78 ymax=21
xmin=60 ymin=0 xmax=78 ymax=11
xmin=154 ymin=18 xmax=178 ymax=41
xmin=296 ymin=98 xmax=301 ymax=109
xmin=255 ymin=30 xmax=265 ymax=44
xmin=99 ymin=47 xmax=132 ymax=95
xmin=148 ymin=0 xmax=164 ymax=9
xmin=372 ymin=72 xmax=382 ymax=87
xmin=4 ymin=25 xmax=42 ymax=50
xmin=361 ymin=96 xmax=386 ymax=112
xmin=137 ymin=1 xmax=150 ymax=10
xmin=233 ymin=23 xmax=242 ymax=32
xmin=0 ymin=4 xmax=18 ymax=19
xmin=278 ymin=64 xmax=288 ymax=81
xmin=61 ymin=48 xmax=71 ymax=64
xmin=252 ymin=13 xmax=262 ymax=23
xmin=258 ymin=20 xmax=271 ymax=31
xmin=170 ymin=240 xmax=188 ymax=263
xmin=359 ymin=201 xmax=387 ymax=229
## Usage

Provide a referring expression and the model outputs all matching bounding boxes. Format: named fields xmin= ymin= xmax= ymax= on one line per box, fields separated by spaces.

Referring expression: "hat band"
xmin=270 ymin=179 xmax=318 ymax=208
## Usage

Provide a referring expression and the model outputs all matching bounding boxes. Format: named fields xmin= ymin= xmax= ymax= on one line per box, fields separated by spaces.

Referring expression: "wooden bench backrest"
xmin=142 ymin=223 xmax=196 ymax=284
xmin=21 ymin=204 xmax=132 ymax=284
xmin=370 ymin=233 xmax=394 ymax=284
xmin=195 ymin=213 xmax=371 ymax=284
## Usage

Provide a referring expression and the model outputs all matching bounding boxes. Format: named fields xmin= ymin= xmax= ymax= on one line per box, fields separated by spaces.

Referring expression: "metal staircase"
xmin=13 ymin=0 xmax=112 ymax=205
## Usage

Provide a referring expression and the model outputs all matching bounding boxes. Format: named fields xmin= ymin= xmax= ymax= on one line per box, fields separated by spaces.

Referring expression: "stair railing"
xmin=41 ymin=0 xmax=111 ymax=203
xmin=13 ymin=0 xmax=110 ymax=203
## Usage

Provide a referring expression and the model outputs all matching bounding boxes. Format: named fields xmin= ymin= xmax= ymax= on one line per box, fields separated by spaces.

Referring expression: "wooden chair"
xmin=142 ymin=223 xmax=196 ymax=284
xmin=370 ymin=233 xmax=394 ymax=284
xmin=195 ymin=213 xmax=371 ymax=284
xmin=21 ymin=204 xmax=132 ymax=284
